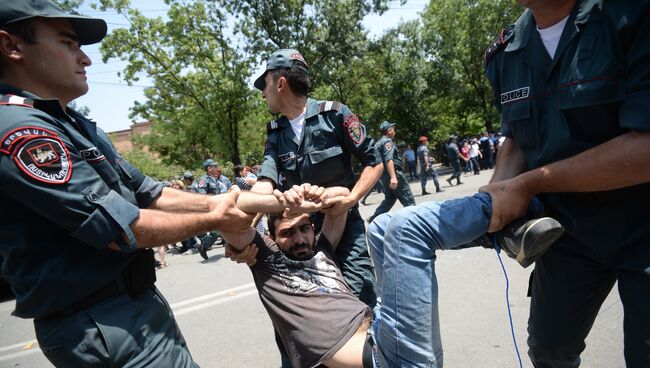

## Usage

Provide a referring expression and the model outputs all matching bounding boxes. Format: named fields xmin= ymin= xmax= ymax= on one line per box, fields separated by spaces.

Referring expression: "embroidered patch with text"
xmin=14 ymin=137 xmax=72 ymax=184
xmin=500 ymin=87 xmax=530 ymax=104
xmin=0 ymin=126 xmax=58 ymax=154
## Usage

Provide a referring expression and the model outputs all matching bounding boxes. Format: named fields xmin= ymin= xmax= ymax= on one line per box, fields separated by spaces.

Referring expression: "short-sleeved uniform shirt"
xmin=249 ymin=232 xmax=370 ymax=368
xmin=258 ymin=98 xmax=380 ymax=190
xmin=0 ymin=86 xmax=162 ymax=318
xmin=196 ymin=174 xmax=230 ymax=194
xmin=484 ymin=0 xmax=650 ymax=258
xmin=416 ymin=144 xmax=431 ymax=169
xmin=445 ymin=142 xmax=460 ymax=161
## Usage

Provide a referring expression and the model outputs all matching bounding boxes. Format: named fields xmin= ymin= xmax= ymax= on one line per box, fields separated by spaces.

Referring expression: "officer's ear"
xmin=276 ymin=76 xmax=288 ymax=93
xmin=0 ymin=31 xmax=23 ymax=64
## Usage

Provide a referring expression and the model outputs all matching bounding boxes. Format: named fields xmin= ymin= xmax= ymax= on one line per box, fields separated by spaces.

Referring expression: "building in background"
xmin=108 ymin=121 xmax=152 ymax=153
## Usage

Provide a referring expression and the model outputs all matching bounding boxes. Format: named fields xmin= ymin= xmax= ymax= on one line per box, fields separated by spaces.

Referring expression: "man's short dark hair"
xmin=0 ymin=20 xmax=37 ymax=77
xmin=267 ymin=212 xmax=313 ymax=239
xmin=270 ymin=61 xmax=310 ymax=97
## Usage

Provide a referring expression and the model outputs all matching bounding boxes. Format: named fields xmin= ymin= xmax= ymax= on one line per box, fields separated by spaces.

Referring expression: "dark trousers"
xmin=406 ymin=160 xmax=418 ymax=180
xmin=528 ymin=237 xmax=650 ymax=367
xmin=368 ymin=171 xmax=416 ymax=223
xmin=34 ymin=287 xmax=197 ymax=368
xmin=311 ymin=207 xmax=376 ymax=307
xmin=449 ymin=159 xmax=462 ymax=183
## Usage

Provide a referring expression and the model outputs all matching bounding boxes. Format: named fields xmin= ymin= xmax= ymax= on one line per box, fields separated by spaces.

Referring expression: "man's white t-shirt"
xmin=289 ymin=112 xmax=306 ymax=140
xmin=537 ymin=15 xmax=570 ymax=59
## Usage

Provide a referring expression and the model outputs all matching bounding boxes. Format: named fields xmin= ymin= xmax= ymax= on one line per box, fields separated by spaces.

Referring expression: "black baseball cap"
xmin=0 ymin=0 xmax=107 ymax=45
xmin=254 ymin=48 xmax=308 ymax=91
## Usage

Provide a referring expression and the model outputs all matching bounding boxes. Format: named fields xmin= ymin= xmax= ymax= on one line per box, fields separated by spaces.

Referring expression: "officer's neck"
xmin=529 ymin=0 xmax=576 ymax=29
xmin=0 ymin=75 xmax=76 ymax=110
xmin=281 ymin=95 xmax=308 ymax=121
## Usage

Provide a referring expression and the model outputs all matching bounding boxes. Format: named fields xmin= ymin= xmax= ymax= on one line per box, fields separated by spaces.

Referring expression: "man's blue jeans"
xmin=367 ymin=193 xmax=492 ymax=367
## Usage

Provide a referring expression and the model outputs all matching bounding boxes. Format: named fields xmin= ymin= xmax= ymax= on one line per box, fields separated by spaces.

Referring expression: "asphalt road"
xmin=0 ymin=168 xmax=625 ymax=368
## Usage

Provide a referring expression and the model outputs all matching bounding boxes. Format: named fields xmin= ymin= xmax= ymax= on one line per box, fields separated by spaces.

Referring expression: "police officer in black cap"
xmin=0 ymin=1 xmax=251 ymax=366
xmin=251 ymin=48 xmax=383 ymax=307
xmin=366 ymin=120 xmax=415 ymax=223
xmin=250 ymin=48 xmax=382 ymax=368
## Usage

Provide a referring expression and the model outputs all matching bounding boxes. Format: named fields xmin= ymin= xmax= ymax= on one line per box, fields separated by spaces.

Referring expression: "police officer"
xmin=182 ymin=171 xmax=198 ymax=192
xmin=367 ymin=121 xmax=415 ymax=223
xmin=252 ymin=48 xmax=382 ymax=306
xmin=482 ymin=1 xmax=650 ymax=366
xmin=0 ymin=2 xmax=251 ymax=366
xmin=251 ymin=48 xmax=382 ymax=367
xmin=196 ymin=158 xmax=230 ymax=194
xmin=445 ymin=135 xmax=463 ymax=186
xmin=417 ymin=136 xmax=444 ymax=194
xmin=196 ymin=159 xmax=229 ymax=259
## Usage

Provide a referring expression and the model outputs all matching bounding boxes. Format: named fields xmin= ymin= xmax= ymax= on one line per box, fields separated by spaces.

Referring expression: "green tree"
xmin=97 ymin=0 xmax=267 ymax=167
xmin=420 ymin=0 xmax=522 ymax=133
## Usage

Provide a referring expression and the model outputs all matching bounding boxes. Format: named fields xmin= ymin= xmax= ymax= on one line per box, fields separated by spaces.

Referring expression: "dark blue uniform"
xmin=0 ymin=86 xmax=195 ymax=367
xmin=367 ymin=136 xmax=415 ymax=223
xmin=258 ymin=98 xmax=380 ymax=306
xmin=485 ymin=1 xmax=650 ymax=366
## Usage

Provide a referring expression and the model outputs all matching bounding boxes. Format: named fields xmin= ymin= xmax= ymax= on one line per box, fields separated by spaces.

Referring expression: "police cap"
xmin=418 ymin=136 xmax=428 ymax=143
xmin=202 ymin=159 xmax=218 ymax=169
xmin=254 ymin=49 xmax=308 ymax=91
xmin=0 ymin=0 xmax=107 ymax=45
xmin=182 ymin=171 xmax=194 ymax=180
xmin=380 ymin=120 xmax=396 ymax=133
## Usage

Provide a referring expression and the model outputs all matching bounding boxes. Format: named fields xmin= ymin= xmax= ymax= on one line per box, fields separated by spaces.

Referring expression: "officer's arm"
xmin=489 ymin=137 xmax=528 ymax=182
xmin=481 ymin=131 xmax=650 ymax=232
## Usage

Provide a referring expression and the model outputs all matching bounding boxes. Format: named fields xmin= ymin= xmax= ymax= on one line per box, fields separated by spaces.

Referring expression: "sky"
xmin=74 ymin=0 xmax=429 ymax=133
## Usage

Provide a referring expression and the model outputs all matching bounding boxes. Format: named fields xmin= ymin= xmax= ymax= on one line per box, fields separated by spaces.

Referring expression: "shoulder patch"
xmin=318 ymin=101 xmax=341 ymax=113
xmin=342 ymin=114 xmax=365 ymax=145
xmin=384 ymin=140 xmax=393 ymax=152
xmin=484 ymin=24 xmax=515 ymax=65
xmin=13 ymin=136 xmax=72 ymax=184
xmin=1 ymin=126 xmax=59 ymax=155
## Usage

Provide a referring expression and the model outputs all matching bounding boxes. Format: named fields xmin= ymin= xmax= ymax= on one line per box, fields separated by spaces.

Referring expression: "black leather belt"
xmin=362 ymin=332 xmax=375 ymax=368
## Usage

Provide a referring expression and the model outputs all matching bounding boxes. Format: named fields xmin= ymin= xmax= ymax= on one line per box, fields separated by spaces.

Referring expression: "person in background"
xmin=402 ymin=144 xmax=418 ymax=181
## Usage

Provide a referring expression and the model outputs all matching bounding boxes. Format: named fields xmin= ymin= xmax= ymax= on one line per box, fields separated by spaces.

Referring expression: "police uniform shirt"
xmin=484 ymin=0 xmax=650 ymax=255
xmin=0 ymin=85 xmax=163 ymax=318
xmin=376 ymin=135 xmax=402 ymax=175
xmin=258 ymin=98 xmax=380 ymax=189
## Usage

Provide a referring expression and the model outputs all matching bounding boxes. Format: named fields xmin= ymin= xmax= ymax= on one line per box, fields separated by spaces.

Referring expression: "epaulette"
xmin=266 ymin=120 xmax=280 ymax=133
xmin=484 ymin=24 xmax=515 ymax=65
xmin=0 ymin=94 xmax=35 ymax=108
xmin=318 ymin=101 xmax=341 ymax=113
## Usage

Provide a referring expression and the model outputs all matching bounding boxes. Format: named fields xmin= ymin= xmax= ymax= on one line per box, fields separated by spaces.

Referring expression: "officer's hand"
xmin=225 ymin=243 xmax=258 ymax=267
xmin=211 ymin=187 xmax=254 ymax=233
xmin=389 ymin=177 xmax=398 ymax=190
xmin=320 ymin=196 xmax=353 ymax=216
xmin=301 ymin=183 xmax=326 ymax=203
xmin=479 ymin=177 xmax=532 ymax=232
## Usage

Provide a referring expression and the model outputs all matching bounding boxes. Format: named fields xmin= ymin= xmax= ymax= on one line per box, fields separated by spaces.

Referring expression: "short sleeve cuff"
xmin=135 ymin=176 xmax=164 ymax=208
xmin=620 ymin=89 xmax=650 ymax=131
xmin=71 ymin=190 xmax=140 ymax=251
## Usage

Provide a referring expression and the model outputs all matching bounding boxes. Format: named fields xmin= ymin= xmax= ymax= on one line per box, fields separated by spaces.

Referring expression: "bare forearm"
xmin=251 ymin=179 xmax=275 ymax=194
xmin=236 ymin=191 xmax=287 ymax=214
xmin=490 ymin=137 xmax=527 ymax=182
xmin=149 ymin=187 xmax=210 ymax=212
xmin=386 ymin=160 xmax=396 ymax=180
xmin=517 ymin=131 xmax=650 ymax=195
xmin=350 ymin=163 xmax=383 ymax=202
xmin=131 ymin=209 xmax=218 ymax=248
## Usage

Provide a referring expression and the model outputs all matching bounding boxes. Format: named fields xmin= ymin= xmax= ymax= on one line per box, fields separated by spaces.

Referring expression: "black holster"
xmin=122 ymin=249 xmax=157 ymax=298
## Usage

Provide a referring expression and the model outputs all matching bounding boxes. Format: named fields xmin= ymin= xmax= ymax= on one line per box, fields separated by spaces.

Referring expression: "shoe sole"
xmin=517 ymin=218 xmax=564 ymax=267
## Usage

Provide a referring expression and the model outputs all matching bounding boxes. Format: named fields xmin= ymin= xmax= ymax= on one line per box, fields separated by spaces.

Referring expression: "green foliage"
xmin=67 ymin=0 xmax=524 ymax=169
xmin=121 ymin=150 xmax=184 ymax=180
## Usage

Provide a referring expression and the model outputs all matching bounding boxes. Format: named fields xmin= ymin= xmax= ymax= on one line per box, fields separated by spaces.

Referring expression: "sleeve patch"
xmin=1 ymin=126 xmax=58 ymax=154
xmin=343 ymin=114 xmax=365 ymax=145
xmin=13 ymin=136 xmax=72 ymax=184
xmin=384 ymin=141 xmax=393 ymax=151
